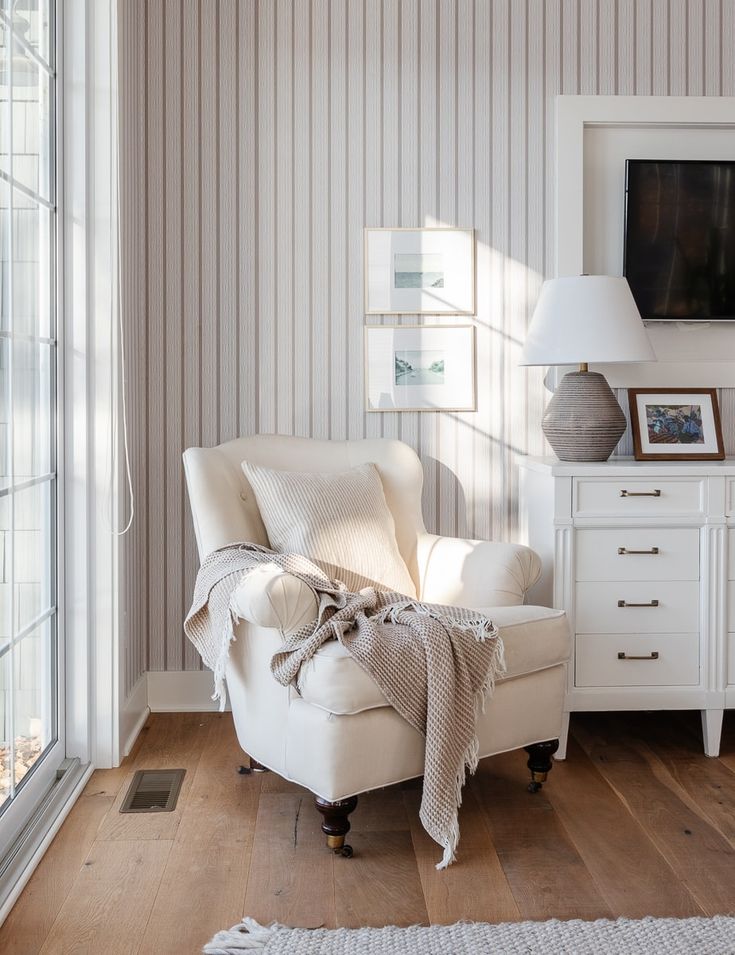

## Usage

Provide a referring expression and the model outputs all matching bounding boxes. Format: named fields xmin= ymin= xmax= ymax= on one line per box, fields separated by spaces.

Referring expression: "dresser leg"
xmin=701 ymin=709 xmax=724 ymax=758
xmin=524 ymin=739 xmax=560 ymax=793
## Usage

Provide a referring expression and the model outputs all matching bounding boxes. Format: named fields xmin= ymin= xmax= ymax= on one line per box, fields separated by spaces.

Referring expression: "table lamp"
xmin=520 ymin=275 xmax=655 ymax=462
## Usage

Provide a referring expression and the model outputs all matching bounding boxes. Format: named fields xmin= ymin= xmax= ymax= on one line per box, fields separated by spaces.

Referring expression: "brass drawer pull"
xmin=619 ymin=489 xmax=661 ymax=497
xmin=617 ymin=599 xmax=659 ymax=608
xmin=617 ymin=546 xmax=660 ymax=555
xmin=617 ymin=651 xmax=659 ymax=661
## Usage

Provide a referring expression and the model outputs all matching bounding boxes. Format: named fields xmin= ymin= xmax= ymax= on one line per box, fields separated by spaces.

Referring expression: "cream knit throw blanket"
xmin=184 ymin=543 xmax=505 ymax=869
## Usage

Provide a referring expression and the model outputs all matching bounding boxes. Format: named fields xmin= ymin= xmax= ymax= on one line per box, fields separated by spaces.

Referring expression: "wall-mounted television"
xmin=624 ymin=159 xmax=735 ymax=321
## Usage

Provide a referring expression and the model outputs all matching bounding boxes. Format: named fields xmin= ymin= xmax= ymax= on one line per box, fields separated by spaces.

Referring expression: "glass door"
xmin=0 ymin=0 xmax=61 ymax=860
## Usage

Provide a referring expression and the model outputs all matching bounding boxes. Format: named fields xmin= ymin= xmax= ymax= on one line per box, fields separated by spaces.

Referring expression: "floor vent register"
xmin=119 ymin=769 xmax=186 ymax=813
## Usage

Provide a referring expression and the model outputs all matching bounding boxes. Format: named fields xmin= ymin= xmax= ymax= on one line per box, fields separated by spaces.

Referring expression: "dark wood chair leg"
xmin=524 ymin=739 xmax=560 ymax=793
xmin=237 ymin=757 xmax=270 ymax=775
xmin=314 ymin=795 xmax=358 ymax=858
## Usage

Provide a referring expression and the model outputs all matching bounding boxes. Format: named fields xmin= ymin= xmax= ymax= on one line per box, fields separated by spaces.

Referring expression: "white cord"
xmin=109 ymin=0 xmax=134 ymax=537
xmin=113 ymin=263 xmax=135 ymax=536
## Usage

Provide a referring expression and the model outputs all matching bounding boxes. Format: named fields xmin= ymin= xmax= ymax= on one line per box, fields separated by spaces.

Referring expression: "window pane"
xmin=0 ymin=496 xmax=9 ymax=646
xmin=0 ymin=179 xmax=8 ymax=334
xmin=0 ymin=337 xmax=7 ymax=494
xmin=0 ymin=21 xmax=8 ymax=178
xmin=13 ymin=617 xmax=55 ymax=787
xmin=0 ymin=0 xmax=56 ymax=836
xmin=13 ymin=480 xmax=53 ymax=631
xmin=10 ymin=2 xmax=52 ymax=70
xmin=6 ymin=188 xmax=52 ymax=338
xmin=13 ymin=339 xmax=52 ymax=479
xmin=0 ymin=645 xmax=10 ymax=808
xmin=7 ymin=43 xmax=52 ymax=202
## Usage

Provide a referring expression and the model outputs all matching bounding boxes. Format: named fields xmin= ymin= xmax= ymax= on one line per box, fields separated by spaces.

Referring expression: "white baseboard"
xmin=117 ymin=671 xmax=229 ymax=760
xmin=146 ymin=670 xmax=230 ymax=713
xmin=119 ymin=674 xmax=149 ymax=758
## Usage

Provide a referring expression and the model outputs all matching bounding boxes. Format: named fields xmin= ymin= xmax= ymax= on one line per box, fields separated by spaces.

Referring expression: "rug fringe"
xmin=202 ymin=917 xmax=280 ymax=953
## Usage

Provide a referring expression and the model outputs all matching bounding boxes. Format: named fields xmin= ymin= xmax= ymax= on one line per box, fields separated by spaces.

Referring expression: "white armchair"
xmin=184 ymin=434 xmax=570 ymax=857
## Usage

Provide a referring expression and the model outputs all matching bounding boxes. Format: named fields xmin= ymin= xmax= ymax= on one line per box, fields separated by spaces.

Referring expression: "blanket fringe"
xmin=434 ymin=635 xmax=506 ymax=870
xmin=209 ymin=604 xmax=249 ymax=712
xmin=435 ymin=733 xmax=475 ymax=870
xmin=374 ymin=601 xmax=499 ymax=646
xmin=202 ymin=918 xmax=281 ymax=953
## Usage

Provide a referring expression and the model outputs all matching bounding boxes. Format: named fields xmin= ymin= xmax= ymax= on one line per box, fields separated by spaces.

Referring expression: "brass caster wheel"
xmin=527 ymin=781 xmax=542 ymax=794
xmin=334 ymin=844 xmax=354 ymax=858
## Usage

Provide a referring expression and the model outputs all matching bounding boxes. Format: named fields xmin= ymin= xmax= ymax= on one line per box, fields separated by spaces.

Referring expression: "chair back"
xmin=183 ymin=434 xmax=427 ymax=587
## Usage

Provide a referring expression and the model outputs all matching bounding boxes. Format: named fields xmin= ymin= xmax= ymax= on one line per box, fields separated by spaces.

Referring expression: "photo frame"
xmin=365 ymin=324 xmax=476 ymax=412
xmin=628 ymin=388 xmax=725 ymax=461
xmin=364 ymin=228 xmax=475 ymax=315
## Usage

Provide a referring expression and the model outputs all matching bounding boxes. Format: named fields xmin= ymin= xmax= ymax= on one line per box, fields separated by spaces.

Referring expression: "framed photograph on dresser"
xmin=628 ymin=388 xmax=725 ymax=461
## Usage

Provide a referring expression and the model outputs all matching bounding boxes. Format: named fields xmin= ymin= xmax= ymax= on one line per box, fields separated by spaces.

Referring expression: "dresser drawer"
xmin=729 ymin=633 xmax=735 ymax=686
xmin=576 ymin=528 xmax=699 ymax=582
xmin=726 ymin=583 xmax=735 ymax=631
xmin=574 ymin=478 xmax=704 ymax=518
xmin=575 ymin=581 xmax=699 ymax=634
xmin=575 ymin=633 xmax=699 ymax=687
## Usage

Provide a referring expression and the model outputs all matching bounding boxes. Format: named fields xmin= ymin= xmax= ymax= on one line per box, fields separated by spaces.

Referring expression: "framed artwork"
xmin=365 ymin=324 xmax=476 ymax=412
xmin=364 ymin=228 xmax=475 ymax=315
xmin=628 ymin=388 xmax=725 ymax=461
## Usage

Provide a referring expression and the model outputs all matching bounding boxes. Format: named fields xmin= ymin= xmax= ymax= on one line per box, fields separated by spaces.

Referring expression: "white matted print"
xmin=365 ymin=325 xmax=476 ymax=412
xmin=365 ymin=228 xmax=475 ymax=314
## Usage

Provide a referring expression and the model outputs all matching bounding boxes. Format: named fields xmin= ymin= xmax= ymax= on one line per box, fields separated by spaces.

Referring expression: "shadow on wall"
xmin=404 ymin=216 xmax=546 ymax=541
xmin=422 ymin=456 xmax=468 ymax=535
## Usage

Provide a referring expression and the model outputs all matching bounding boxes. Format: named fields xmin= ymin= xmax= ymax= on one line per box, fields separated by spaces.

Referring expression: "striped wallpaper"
xmin=118 ymin=0 xmax=735 ymax=696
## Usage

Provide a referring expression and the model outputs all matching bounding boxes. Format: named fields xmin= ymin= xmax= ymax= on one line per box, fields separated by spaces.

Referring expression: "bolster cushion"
xmin=231 ymin=562 xmax=319 ymax=633
xmin=418 ymin=535 xmax=542 ymax=608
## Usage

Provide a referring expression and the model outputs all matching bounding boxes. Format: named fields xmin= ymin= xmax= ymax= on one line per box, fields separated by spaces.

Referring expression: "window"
xmin=0 ymin=0 xmax=59 ymax=836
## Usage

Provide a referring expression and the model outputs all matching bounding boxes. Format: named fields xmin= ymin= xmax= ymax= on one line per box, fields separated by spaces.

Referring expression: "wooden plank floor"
xmin=2 ymin=709 xmax=735 ymax=954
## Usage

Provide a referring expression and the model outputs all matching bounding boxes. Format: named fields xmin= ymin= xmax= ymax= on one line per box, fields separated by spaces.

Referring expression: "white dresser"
xmin=518 ymin=456 xmax=735 ymax=758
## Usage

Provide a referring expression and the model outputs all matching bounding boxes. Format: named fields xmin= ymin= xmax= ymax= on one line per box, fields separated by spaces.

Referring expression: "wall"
xmin=119 ymin=0 xmax=735 ymax=695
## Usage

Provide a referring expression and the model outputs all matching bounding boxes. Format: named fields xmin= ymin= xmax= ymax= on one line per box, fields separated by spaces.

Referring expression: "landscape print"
xmin=645 ymin=403 xmax=705 ymax=444
xmin=393 ymin=253 xmax=444 ymax=289
xmin=395 ymin=350 xmax=445 ymax=385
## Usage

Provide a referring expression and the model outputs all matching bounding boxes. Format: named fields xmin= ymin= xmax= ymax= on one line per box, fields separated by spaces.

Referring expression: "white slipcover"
xmin=183 ymin=434 xmax=570 ymax=802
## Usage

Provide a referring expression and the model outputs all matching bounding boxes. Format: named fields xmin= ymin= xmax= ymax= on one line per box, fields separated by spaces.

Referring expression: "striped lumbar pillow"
xmin=240 ymin=460 xmax=417 ymax=597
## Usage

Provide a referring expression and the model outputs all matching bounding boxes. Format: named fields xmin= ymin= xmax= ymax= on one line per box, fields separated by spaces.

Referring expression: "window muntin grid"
xmin=0 ymin=0 xmax=56 ymax=812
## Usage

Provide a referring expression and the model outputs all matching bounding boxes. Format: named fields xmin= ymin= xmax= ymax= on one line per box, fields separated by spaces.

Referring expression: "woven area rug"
xmin=203 ymin=915 xmax=735 ymax=954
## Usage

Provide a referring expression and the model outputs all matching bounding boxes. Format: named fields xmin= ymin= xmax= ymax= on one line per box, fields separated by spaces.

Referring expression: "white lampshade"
xmin=520 ymin=275 xmax=655 ymax=366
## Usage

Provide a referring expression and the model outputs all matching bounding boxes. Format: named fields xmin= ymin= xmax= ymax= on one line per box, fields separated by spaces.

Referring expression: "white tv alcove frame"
xmin=557 ymin=95 xmax=735 ymax=388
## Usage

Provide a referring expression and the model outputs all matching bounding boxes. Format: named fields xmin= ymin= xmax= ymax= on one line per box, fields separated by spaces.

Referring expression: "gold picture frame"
xmin=364 ymin=228 xmax=476 ymax=315
xmin=364 ymin=323 xmax=476 ymax=413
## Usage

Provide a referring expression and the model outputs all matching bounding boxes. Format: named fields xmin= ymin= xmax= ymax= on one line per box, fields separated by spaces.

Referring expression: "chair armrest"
xmin=230 ymin=562 xmax=319 ymax=633
xmin=416 ymin=533 xmax=542 ymax=609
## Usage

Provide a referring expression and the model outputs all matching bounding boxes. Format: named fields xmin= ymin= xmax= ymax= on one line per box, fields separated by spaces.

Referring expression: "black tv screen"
xmin=624 ymin=159 xmax=735 ymax=321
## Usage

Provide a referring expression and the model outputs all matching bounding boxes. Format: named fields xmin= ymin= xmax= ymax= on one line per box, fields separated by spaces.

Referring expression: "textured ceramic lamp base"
xmin=542 ymin=371 xmax=627 ymax=462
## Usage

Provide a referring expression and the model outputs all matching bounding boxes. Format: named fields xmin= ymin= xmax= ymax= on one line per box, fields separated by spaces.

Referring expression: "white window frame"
xmin=62 ymin=0 xmax=124 ymax=770
xmin=0 ymin=0 xmax=65 ymax=862
xmin=0 ymin=0 xmax=124 ymax=921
